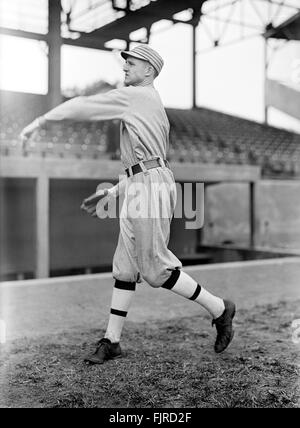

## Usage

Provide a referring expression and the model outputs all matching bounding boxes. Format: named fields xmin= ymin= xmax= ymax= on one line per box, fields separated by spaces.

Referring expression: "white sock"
xmin=165 ymin=270 xmax=225 ymax=319
xmin=104 ymin=280 xmax=136 ymax=343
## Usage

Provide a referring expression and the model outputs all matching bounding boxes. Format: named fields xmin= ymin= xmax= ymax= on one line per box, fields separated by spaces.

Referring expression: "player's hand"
xmin=20 ymin=120 xmax=40 ymax=144
xmin=80 ymin=189 xmax=109 ymax=217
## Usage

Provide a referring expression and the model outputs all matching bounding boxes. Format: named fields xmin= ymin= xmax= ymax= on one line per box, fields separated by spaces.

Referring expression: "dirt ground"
xmin=2 ymin=257 xmax=300 ymax=342
xmin=0 ymin=299 xmax=299 ymax=408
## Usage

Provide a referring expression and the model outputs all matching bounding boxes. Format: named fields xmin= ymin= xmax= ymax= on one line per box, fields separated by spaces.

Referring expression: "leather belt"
xmin=125 ymin=158 xmax=170 ymax=177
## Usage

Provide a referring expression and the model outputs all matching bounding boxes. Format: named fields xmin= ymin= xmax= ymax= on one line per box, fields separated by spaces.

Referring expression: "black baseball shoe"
xmin=212 ymin=300 xmax=236 ymax=353
xmin=84 ymin=338 xmax=122 ymax=365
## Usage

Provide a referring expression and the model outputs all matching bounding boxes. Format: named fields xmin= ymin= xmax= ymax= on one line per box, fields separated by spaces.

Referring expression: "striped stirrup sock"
xmin=162 ymin=270 xmax=225 ymax=318
xmin=105 ymin=279 xmax=136 ymax=343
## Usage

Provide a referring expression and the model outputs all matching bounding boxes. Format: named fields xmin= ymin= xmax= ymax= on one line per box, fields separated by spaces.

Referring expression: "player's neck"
xmin=133 ymin=76 xmax=155 ymax=87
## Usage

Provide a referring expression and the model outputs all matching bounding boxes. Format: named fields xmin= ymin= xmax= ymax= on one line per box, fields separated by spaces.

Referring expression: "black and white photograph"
xmin=0 ymin=0 xmax=299 ymax=412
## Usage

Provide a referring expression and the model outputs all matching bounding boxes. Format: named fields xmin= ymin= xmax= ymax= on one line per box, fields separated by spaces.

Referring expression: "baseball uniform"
xmin=21 ymin=44 xmax=235 ymax=362
xmin=43 ymin=85 xmax=182 ymax=287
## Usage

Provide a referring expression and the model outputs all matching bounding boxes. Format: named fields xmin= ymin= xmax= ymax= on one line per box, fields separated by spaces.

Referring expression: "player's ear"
xmin=145 ymin=63 xmax=155 ymax=77
xmin=150 ymin=65 xmax=157 ymax=79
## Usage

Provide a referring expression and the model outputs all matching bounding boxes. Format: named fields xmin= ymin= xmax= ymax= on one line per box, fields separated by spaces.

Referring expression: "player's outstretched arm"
xmin=40 ymin=89 xmax=129 ymax=124
xmin=20 ymin=89 xmax=129 ymax=146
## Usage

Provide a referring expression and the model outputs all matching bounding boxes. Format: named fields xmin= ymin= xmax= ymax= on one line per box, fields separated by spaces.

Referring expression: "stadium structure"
xmin=0 ymin=0 xmax=300 ymax=281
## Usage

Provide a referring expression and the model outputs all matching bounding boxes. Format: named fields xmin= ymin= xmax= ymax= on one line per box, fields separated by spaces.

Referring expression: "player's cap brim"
xmin=121 ymin=51 xmax=148 ymax=61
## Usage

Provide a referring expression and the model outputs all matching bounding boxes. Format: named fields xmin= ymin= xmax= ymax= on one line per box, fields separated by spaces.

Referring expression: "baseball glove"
xmin=80 ymin=189 xmax=109 ymax=217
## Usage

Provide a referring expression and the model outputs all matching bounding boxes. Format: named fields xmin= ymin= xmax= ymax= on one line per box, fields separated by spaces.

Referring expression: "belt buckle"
xmin=139 ymin=161 xmax=149 ymax=175
xmin=127 ymin=166 xmax=133 ymax=177
xmin=157 ymin=158 xmax=165 ymax=168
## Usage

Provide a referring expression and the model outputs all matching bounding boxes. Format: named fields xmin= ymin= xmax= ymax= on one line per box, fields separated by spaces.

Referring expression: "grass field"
xmin=0 ymin=299 xmax=299 ymax=408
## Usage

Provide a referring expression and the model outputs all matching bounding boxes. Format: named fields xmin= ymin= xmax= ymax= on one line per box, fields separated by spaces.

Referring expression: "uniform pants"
xmin=112 ymin=166 xmax=182 ymax=287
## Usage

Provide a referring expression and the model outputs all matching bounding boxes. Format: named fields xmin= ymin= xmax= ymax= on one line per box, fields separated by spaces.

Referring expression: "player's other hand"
xmin=80 ymin=189 xmax=109 ymax=217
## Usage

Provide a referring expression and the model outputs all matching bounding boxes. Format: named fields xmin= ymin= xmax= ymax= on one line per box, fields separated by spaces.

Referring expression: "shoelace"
xmin=94 ymin=339 xmax=110 ymax=354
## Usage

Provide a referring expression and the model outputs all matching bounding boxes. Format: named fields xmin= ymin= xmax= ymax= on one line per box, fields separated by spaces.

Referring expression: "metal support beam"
xmin=146 ymin=26 xmax=152 ymax=43
xmin=48 ymin=0 xmax=62 ymax=109
xmin=249 ymin=182 xmax=256 ymax=248
xmin=264 ymin=37 xmax=269 ymax=124
xmin=0 ymin=26 xmax=48 ymax=41
xmin=192 ymin=24 xmax=197 ymax=108
xmin=36 ymin=175 xmax=50 ymax=279
xmin=63 ymin=37 xmax=113 ymax=51
xmin=0 ymin=26 xmax=113 ymax=51
xmin=191 ymin=8 xmax=202 ymax=109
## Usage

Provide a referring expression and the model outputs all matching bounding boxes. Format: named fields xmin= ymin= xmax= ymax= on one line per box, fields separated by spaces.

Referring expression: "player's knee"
xmin=141 ymin=272 xmax=162 ymax=288
xmin=113 ymin=271 xmax=138 ymax=284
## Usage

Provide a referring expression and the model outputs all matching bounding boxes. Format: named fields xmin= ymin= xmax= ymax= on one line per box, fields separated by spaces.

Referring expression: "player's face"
xmin=123 ymin=57 xmax=149 ymax=86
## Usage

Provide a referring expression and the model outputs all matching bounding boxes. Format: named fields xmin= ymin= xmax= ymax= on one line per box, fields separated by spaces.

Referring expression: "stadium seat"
xmin=1 ymin=92 xmax=300 ymax=178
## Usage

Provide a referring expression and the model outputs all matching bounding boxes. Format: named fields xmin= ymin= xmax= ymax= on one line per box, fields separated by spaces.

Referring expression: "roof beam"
xmin=264 ymin=11 xmax=300 ymax=40
xmin=0 ymin=26 xmax=113 ymax=51
xmin=86 ymin=0 xmax=205 ymax=43
xmin=0 ymin=26 xmax=48 ymax=41
xmin=0 ymin=0 xmax=206 ymax=50
xmin=62 ymin=36 xmax=113 ymax=51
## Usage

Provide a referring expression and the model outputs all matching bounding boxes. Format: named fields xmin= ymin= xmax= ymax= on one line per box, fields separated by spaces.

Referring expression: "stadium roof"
xmin=264 ymin=10 xmax=300 ymax=40
xmin=85 ymin=0 xmax=204 ymax=47
xmin=1 ymin=0 xmax=300 ymax=50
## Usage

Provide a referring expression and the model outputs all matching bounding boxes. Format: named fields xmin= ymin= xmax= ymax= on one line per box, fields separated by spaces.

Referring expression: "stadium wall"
xmin=0 ymin=178 xmax=197 ymax=280
xmin=204 ymin=181 xmax=300 ymax=251
xmin=1 ymin=178 xmax=299 ymax=280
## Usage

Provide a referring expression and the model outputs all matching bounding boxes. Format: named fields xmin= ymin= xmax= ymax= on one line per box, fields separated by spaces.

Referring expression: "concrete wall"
xmin=0 ymin=179 xmax=36 ymax=277
xmin=0 ymin=178 xmax=198 ymax=279
xmin=1 ymin=178 xmax=299 ymax=279
xmin=49 ymin=179 xmax=119 ymax=271
xmin=204 ymin=180 xmax=300 ymax=250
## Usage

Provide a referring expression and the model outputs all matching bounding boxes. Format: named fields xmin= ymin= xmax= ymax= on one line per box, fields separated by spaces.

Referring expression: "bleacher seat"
xmin=166 ymin=107 xmax=300 ymax=177
xmin=1 ymin=90 xmax=300 ymax=178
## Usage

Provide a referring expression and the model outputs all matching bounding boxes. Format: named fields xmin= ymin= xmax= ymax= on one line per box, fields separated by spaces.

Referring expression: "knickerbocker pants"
xmin=112 ymin=165 xmax=182 ymax=287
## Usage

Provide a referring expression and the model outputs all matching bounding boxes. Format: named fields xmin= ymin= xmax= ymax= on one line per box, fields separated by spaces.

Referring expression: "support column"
xmin=191 ymin=8 xmax=202 ymax=109
xmin=264 ymin=37 xmax=269 ymax=125
xmin=249 ymin=182 xmax=256 ymax=248
xmin=192 ymin=24 xmax=197 ymax=109
xmin=36 ymin=175 xmax=50 ymax=278
xmin=48 ymin=0 xmax=62 ymax=109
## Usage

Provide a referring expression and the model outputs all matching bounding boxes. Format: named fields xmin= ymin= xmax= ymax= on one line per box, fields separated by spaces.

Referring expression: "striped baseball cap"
xmin=121 ymin=45 xmax=164 ymax=76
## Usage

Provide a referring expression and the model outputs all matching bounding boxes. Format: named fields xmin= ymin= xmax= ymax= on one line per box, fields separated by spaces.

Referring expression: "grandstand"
xmin=1 ymin=90 xmax=300 ymax=178
xmin=168 ymin=108 xmax=300 ymax=178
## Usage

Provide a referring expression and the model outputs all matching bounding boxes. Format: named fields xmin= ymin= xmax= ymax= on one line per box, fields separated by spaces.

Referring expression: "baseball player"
xmin=21 ymin=45 xmax=236 ymax=365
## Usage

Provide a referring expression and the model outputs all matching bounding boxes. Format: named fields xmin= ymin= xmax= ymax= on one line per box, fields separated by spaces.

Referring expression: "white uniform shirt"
xmin=44 ymin=85 xmax=170 ymax=169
